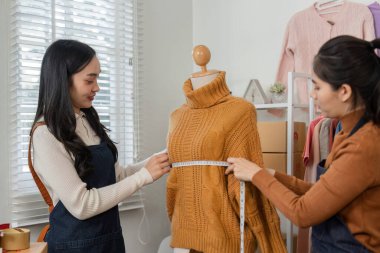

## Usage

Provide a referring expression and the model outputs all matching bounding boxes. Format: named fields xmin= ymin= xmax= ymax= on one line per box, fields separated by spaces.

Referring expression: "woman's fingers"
xmin=225 ymin=157 xmax=259 ymax=182
xmin=145 ymin=153 xmax=171 ymax=181
xmin=225 ymin=164 xmax=234 ymax=175
xmin=155 ymin=153 xmax=169 ymax=162
xmin=227 ymin=157 xmax=238 ymax=163
xmin=160 ymin=161 xmax=171 ymax=169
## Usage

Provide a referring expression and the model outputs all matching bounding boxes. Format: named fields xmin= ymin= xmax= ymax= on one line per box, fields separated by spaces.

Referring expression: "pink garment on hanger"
xmin=304 ymin=119 xmax=323 ymax=183
xmin=303 ymin=115 xmax=324 ymax=167
xmin=276 ymin=2 xmax=375 ymax=104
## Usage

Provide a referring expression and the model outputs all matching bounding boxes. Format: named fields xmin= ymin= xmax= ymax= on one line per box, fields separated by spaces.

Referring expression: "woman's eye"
xmin=87 ymin=80 xmax=94 ymax=84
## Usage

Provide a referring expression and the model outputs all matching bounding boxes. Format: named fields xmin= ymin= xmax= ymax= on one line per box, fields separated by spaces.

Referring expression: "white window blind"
xmin=9 ymin=0 xmax=142 ymax=227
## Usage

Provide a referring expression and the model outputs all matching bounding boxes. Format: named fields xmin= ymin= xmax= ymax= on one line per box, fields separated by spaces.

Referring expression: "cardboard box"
xmin=257 ymin=122 xmax=306 ymax=153
xmin=262 ymin=152 xmax=305 ymax=179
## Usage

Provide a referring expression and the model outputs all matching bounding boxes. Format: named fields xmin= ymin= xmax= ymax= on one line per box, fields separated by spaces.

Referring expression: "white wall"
xmin=192 ymin=0 xmax=372 ymax=96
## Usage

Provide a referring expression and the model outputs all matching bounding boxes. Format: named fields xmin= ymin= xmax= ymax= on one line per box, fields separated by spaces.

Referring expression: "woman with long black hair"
xmin=29 ymin=39 xmax=170 ymax=253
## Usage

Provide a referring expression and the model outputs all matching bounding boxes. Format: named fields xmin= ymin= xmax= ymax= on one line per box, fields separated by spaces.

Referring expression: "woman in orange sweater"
xmin=226 ymin=35 xmax=380 ymax=253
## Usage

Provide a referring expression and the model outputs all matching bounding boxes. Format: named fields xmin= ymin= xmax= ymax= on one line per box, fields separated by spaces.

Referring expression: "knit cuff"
xmin=139 ymin=167 xmax=154 ymax=185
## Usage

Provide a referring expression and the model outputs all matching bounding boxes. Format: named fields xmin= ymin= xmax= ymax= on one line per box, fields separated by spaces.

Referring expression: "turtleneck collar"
xmin=183 ymin=71 xmax=231 ymax=109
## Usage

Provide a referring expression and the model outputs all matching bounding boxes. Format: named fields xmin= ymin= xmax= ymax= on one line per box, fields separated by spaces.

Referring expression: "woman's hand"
xmin=225 ymin=157 xmax=263 ymax=182
xmin=145 ymin=153 xmax=170 ymax=181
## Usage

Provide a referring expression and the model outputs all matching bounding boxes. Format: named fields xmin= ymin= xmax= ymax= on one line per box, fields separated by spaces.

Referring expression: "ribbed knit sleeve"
xmin=115 ymin=158 xmax=148 ymax=181
xmin=115 ymin=148 xmax=167 ymax=181
xmin=274 ymin=171 xmax=313 ymax=195
xmin=225 ymin=102 xmax=286 ymax=253
xmin=32 ymin=126 xmax=153 ymax=220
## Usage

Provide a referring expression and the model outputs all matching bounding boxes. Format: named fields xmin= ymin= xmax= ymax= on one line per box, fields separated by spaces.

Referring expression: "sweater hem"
xmin=170 ymin=230 xmax=256 ymax=253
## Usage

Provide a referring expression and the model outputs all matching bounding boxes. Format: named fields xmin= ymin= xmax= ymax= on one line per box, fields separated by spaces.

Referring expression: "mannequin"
xmin=190 ymin=45 xmax=219 ymax=90
xmin=167 ymin=45 xmax=286 ymax=253
xmin=173 ymin=45 xmax=220 ymax=253
xmin=173 ymin=44 xmax=217 ymax=253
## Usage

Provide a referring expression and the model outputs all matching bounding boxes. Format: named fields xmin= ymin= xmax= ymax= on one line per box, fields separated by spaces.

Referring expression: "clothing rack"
xmin=255 ymin=71 xmax=314 ymax=253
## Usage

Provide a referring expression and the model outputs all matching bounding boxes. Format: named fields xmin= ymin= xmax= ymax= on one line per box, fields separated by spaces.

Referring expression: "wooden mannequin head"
xmin=191 ymin=45 xmax=219 ymax=78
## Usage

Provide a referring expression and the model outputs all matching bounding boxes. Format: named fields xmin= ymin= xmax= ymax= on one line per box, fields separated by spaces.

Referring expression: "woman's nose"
xmin=93 ymin=81 xmax=100 ymax=92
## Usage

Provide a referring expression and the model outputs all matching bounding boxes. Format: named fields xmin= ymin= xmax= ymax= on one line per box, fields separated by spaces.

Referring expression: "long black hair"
xmin=32 ymin=39 xmax=118 ymax=179
xmin=313 ymin=35 xmax=380 ymax=125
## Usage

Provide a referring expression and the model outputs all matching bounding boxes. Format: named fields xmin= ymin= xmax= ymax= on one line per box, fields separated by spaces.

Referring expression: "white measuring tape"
xmin=172 ymin=160 xmax=245 ymax=253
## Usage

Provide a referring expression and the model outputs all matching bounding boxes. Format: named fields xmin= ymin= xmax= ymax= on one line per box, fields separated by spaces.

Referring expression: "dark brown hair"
xmin=313 ymin=35 xmax=380 ymax=125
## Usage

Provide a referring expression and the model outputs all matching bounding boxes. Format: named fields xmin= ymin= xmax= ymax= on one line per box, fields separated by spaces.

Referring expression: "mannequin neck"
xmin=190 ymin=72 xmax=219 ymax=90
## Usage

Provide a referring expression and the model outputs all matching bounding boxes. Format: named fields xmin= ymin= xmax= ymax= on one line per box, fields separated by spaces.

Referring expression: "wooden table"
xmin=5 ymin=242 xmax=47 ymax=253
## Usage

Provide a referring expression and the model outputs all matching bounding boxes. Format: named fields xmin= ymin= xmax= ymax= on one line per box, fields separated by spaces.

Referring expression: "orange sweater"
xmin=252 ymin=110 xmax=380 ymax=252
xmin=166 ymin=72 xmax=286 ymax=253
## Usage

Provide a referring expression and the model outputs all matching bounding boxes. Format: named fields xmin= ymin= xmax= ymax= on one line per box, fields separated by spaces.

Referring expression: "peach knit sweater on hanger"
xmin=276 ymin=1 xmax=375 ymax=104
xmin=166 ymin=72 xmax=286 ymax=253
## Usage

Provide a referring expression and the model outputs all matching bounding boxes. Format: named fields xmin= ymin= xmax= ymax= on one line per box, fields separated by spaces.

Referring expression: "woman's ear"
xmin=338 ymin=84 xmax=352 ymax=103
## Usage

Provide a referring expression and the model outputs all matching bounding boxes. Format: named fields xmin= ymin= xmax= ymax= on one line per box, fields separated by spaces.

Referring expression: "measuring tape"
xmin=172 ymin=160 xmax=230 ymax=167
xmin=172 ymin=160 xmax=245 ymax=253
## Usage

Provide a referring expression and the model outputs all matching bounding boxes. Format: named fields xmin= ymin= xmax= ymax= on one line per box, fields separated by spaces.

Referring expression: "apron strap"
xmin=37 ymin=224 xmax=50 ymax=242
xmin=348 ymin=117 xmax=368 ymax=137
xmin=28 ymin=121 xmax=53 ymax=242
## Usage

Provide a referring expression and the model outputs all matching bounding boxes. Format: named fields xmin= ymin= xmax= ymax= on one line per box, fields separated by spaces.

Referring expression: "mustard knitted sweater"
xmin=166 ymin=72 xmax=286 ymax=253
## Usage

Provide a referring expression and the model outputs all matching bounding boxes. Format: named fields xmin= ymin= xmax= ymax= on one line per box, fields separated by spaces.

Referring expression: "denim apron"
xmin=45 ymin=141 xmax=125 ymax=253
xmin=311 ymin=118 xmax=370 ymax=253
